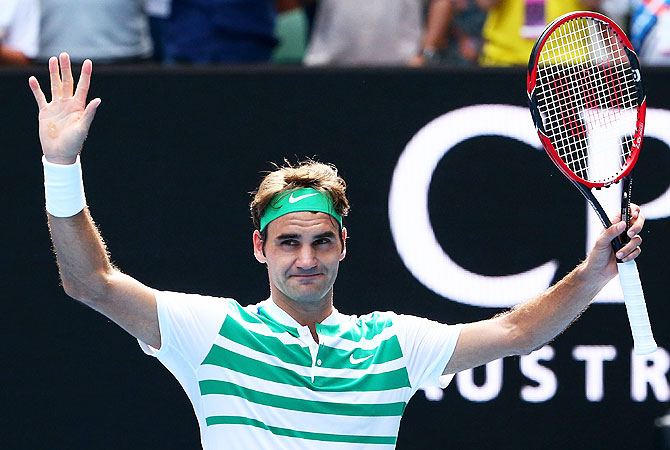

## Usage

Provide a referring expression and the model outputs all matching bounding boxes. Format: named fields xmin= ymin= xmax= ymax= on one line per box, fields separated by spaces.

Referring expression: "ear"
xmin=339 ymin=227 xmax=347 ymax=261
xmin=253 ymin=230 xmax=266 ymax=263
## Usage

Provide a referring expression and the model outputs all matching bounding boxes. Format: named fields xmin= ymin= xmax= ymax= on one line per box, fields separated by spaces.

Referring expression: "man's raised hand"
xmin=28 ymin=52 xmax=101 ymax=165
xmin=583 ymin=204 xmax=645 ymax=281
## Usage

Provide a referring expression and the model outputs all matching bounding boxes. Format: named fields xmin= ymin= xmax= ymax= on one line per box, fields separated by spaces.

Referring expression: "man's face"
xmin=253 ymin=211 xmax=346 ymax=306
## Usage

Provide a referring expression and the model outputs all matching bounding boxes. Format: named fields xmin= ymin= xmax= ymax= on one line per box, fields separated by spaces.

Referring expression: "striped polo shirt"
xmin=140 ymin=291 xmax=462 ymax=449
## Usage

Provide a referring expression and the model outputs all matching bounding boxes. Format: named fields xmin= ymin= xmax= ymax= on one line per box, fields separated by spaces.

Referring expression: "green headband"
xmin=260 ymin=188 xmax=343 ymax=232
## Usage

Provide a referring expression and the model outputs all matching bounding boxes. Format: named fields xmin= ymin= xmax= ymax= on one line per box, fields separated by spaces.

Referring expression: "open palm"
xmin=29 ymin=53 xmax=100 ymax=165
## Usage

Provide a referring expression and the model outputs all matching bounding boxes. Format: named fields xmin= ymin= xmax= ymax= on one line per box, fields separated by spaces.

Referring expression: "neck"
xmin=271 ymin=289 xmax=334 ymax=342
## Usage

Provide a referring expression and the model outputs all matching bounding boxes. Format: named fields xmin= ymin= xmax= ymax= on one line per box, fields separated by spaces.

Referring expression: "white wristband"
xmin=42 ymin=155 xmax=87 ymax=217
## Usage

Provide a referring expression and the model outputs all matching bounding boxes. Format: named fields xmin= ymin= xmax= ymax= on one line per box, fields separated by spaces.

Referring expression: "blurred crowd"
xmin=1 ymin=0 xmax=669 ymax=67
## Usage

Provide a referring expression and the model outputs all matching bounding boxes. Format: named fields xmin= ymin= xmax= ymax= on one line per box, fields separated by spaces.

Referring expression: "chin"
xmin=273 ymin=276 xmax=334 ymax=304
xmin=290 ymin=292 xmax=329 ymax=304
xmin=283 ymin=285 xmax=331 ymax=304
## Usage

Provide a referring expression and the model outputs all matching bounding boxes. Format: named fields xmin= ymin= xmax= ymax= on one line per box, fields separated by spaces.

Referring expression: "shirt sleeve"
xmin=394 ymin=314 xmax=463 ymax=392
xmin=138 ymin=290 xmax=232 ymax=370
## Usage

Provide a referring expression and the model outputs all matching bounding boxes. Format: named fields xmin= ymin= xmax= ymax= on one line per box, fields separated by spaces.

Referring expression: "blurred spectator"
xmin=600 ymin=0 xmax=630 ymax=30
xmin=146 ymin=0 xmax=171 ymax=62
xmin=0 ymin=0 xmax=39 ymax=65
xmin=37 ymin=0 xmax=153 ymax=64
xmin=303 ymin=0 xmax=455 ymax=66
xmin=436 ymin=0 xmax=487 ymax=65
xmin=478 ymin=0 xmax=601 ymax=66
xmin=156 ymin=0 xmax=278 ymax=64
xmin=146 ymin=0 xmax=172 ymax=18
xmin=630 ymin=0 xmax=670 ymax=65
xmin=272 ymin=3 xmax=310 ymax=63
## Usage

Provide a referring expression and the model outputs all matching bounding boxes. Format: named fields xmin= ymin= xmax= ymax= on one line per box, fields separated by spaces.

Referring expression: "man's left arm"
xmin=444 ymin=205 xmax=644 ymax=374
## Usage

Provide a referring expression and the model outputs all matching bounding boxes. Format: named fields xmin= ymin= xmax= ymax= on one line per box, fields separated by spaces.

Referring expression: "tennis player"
xmin=30 ymin=53 xmax=645 ymax=449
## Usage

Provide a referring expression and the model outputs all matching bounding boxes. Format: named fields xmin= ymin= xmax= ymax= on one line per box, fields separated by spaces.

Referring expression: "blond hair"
xmin=250 ymin=160 xmax=350 ymax=231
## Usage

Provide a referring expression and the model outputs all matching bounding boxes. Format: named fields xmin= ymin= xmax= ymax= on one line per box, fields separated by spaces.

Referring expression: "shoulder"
xmin=337 ymin=311 xmax=399 ymax=341
xmin=156 ymin=289 xmax=236 ymax=304
xmin=154 ymin=290 xmax=240 ymax=317
xmin=355 ymin=310 xmax=398 ymax=326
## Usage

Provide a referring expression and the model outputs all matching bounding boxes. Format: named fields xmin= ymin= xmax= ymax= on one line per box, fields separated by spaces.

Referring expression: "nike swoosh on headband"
xmin=260 ymin=188 xmax=343 ymax=232
xmin=288 ymin=192 xmax=320 ymax=203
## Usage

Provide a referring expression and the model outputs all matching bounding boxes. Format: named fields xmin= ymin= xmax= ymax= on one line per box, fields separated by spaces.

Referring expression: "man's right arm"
xmin=31 ymin=53 xmax=160 ymax=349
xmin=48 ymin=210 xmax=160 ymax=348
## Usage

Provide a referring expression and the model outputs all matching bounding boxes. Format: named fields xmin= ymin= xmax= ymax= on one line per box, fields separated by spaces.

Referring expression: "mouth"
xmin=290 ymin=273 xmax=323 ymax=280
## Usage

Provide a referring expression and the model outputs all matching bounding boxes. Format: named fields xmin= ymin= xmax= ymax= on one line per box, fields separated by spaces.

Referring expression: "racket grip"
xmin=617 ymin=260 xmax=657 ymax=355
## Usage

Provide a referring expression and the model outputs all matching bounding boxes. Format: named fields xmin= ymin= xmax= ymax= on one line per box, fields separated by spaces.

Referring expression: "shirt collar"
xmin=258 ymin=297 xmax=341 ymax=335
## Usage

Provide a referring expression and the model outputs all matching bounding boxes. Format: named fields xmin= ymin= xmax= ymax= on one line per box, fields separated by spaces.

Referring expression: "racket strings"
xmin=534 ymin=17 xmax=638 ymax=184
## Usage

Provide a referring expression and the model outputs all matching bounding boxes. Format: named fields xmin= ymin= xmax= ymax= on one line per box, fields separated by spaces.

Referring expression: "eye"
xmin=280 ymin=239 xmax=299 ymax=246
xmin=314 ymin=238 xmax=332 ymax=246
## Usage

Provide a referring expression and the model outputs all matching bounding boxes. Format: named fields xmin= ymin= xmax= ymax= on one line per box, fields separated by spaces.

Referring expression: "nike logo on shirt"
xmin=349 ymin=353 xmax=374 ymax=365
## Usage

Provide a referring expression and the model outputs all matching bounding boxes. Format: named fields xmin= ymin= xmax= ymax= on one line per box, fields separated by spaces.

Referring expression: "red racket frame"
xmin=526 ymin=11 xmax=646 ymax=189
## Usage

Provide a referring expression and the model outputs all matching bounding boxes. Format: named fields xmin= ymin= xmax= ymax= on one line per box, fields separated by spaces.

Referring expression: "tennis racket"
xmin=527 ymin=11 xmax=657 ymax=355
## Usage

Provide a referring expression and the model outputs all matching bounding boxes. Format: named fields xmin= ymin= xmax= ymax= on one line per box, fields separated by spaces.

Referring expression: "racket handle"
xmin=617 ymin=260 xmax=657 ymax=355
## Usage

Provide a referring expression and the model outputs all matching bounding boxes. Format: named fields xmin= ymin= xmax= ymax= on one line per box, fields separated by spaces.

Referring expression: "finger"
xmin=59 ymin=53 xmax=74 ymax=98
xmin=79 ymin=98 xmax=102 ymax=131
xmin=599 ymin=220 xmax=626 ymax=247
xmin=48 ymin=56 xmax=62 ymax=101
xmin=592 ymin=220 xmax=624 ymax=255
xmin=73 ymin=59 xmax=93 ymax=103
xmin=619 ymin=246 xmax=641 ymax=263
xmin=608 ymin=209 xmax=623 ymax=227
xmin=627 ymin=212 xmax=645 ymax=238
xmin=28 ymin=76 xmax=48 ymax=110
xmin=630 ymin=203 xmax=641 ymax=219
xmin=615 ymin=234 xmax=642 ymax=260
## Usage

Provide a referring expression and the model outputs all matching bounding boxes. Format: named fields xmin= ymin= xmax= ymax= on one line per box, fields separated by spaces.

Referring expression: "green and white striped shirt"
xmin=140 ymin=291 xmax=462 ymax=449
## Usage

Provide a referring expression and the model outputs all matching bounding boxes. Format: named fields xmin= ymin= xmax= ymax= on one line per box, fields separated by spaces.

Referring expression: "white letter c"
xmin=388 ymin=104 xmax=558 ymax=308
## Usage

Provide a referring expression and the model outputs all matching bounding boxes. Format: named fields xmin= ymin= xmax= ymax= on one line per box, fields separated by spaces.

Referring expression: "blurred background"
xmin=2 ymin=1 xmax=670 ymax=449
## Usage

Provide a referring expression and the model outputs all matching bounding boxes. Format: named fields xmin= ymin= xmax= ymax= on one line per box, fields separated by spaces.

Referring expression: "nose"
xmin=295 ymin=245 xmax=318 ymax=271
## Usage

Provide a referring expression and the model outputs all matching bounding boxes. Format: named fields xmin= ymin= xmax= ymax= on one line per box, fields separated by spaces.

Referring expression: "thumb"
xmin=596 ymin=220 xmax=626 ymax=249
xmin=80 ymin=98 xmax=101 ymax=131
